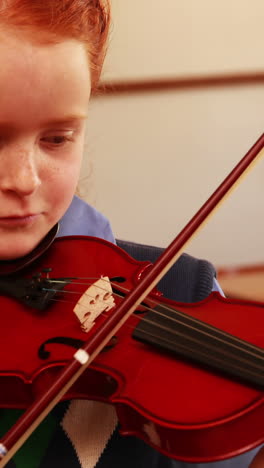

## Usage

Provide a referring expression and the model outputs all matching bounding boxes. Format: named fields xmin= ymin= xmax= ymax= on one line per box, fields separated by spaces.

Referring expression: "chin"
xmin=0 ymin=248 xmax=34 ymax=261
xmin=0 ymin=234 xmax=43 ymax=261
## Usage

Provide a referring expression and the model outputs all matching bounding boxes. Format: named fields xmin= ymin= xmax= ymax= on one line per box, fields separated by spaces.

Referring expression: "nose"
xmin=0 ymin=146 xmax=41 ymax=197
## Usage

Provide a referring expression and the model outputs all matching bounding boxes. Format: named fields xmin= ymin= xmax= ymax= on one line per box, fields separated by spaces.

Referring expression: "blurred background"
xmin=82 ymin=0 xmax=264 ymax=298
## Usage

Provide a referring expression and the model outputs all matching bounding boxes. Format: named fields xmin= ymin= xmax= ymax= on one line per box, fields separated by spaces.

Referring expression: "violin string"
xmin=133 ymin=321 xmax=264 ymax=383
xmin=139 ymin=315 xmax=264 ymax=375
xmin=135 ymin=309 xmax=264 ymax=375
xmin=45 ymin=278 xmax=264 ymax=371
xmin=48 ymin=277 xmax=264 ymax=359
xmin=46 ymin=278 xmax=263 ymax=364
xmin=46 ymin=291 xmax=264 ymax=382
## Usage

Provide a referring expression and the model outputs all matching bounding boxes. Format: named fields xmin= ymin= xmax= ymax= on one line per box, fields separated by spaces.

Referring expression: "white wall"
xmin=82 ymin=0 xmax=264 ymax=268
xmin=104 ymin=0 xmax=264 ymax=78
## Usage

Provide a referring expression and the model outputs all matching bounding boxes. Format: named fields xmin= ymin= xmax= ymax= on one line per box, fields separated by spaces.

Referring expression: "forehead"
xmin=0 ymin=30 xmax=91 ymax=125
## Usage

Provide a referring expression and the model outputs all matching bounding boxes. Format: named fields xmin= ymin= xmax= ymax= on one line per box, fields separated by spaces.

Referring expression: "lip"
xmin=0 ymin=214 xmax=39 ymax=226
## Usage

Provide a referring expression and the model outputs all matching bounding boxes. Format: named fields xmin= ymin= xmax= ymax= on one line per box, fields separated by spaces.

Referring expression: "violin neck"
xmin=133 ymin=303 xmax=264 ymax=390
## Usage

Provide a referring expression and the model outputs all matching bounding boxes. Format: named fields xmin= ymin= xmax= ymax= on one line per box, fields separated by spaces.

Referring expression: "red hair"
xmin=0 ymin=0 xmax=111 ymax=93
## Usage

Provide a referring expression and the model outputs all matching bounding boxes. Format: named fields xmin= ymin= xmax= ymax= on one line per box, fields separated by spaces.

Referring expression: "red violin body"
xmin=1 ymin=236 xmax=264 ymax=463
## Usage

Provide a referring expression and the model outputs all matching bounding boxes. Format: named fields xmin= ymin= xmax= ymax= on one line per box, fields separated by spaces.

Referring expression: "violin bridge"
xmin=73 ymin=276 xmax=115 ymax=333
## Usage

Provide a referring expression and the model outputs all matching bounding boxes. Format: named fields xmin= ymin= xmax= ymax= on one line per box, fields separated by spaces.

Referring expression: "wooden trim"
xmin=218 ymin=264 xmax=264 ymax=277
xmin=95 ymin=71 xmax=264 ymax=96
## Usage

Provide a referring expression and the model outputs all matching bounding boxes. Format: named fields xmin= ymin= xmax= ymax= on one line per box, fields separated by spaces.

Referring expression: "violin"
xmin=0 ymin=134 xmax=263 ymax=465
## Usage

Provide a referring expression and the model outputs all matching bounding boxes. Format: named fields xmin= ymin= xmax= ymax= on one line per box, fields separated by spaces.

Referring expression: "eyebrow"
xmin=0 ymin=114 xmax=88 ymax=129
xmin=41 ymin=115 xmax=88 ymax=125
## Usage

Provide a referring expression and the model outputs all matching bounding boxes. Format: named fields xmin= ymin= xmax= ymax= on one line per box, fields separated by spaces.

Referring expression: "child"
xmin=0 ymin=1 xmax=261 ymax=467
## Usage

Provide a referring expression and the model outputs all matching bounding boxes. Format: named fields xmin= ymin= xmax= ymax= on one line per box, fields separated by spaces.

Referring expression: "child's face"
xmin=0 ymin=30 xmax=91 ymax=260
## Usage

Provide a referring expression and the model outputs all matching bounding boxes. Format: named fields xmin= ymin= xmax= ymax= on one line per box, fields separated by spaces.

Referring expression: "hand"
xmin=249 ymin=446 xmax=264 ymax=467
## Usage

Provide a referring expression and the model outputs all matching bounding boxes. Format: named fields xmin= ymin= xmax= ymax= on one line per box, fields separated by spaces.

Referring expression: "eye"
xmin=40 ymin=128 xmax=76 ymax=147
xmin=41 ymin=135 xmax=73 ymax=145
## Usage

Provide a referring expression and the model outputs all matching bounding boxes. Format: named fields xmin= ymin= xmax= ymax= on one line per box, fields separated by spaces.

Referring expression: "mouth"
xmin=0 ymin=214 xmax=39 ymax=226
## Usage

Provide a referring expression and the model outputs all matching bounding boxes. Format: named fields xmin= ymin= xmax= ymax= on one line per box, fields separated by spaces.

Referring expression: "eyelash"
xmin=41 ymin=135 xmax=74 ymax=147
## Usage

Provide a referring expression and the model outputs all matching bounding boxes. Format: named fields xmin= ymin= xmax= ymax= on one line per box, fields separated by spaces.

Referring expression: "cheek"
xmin=43 ymin=155 xmax=82 ymax=217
